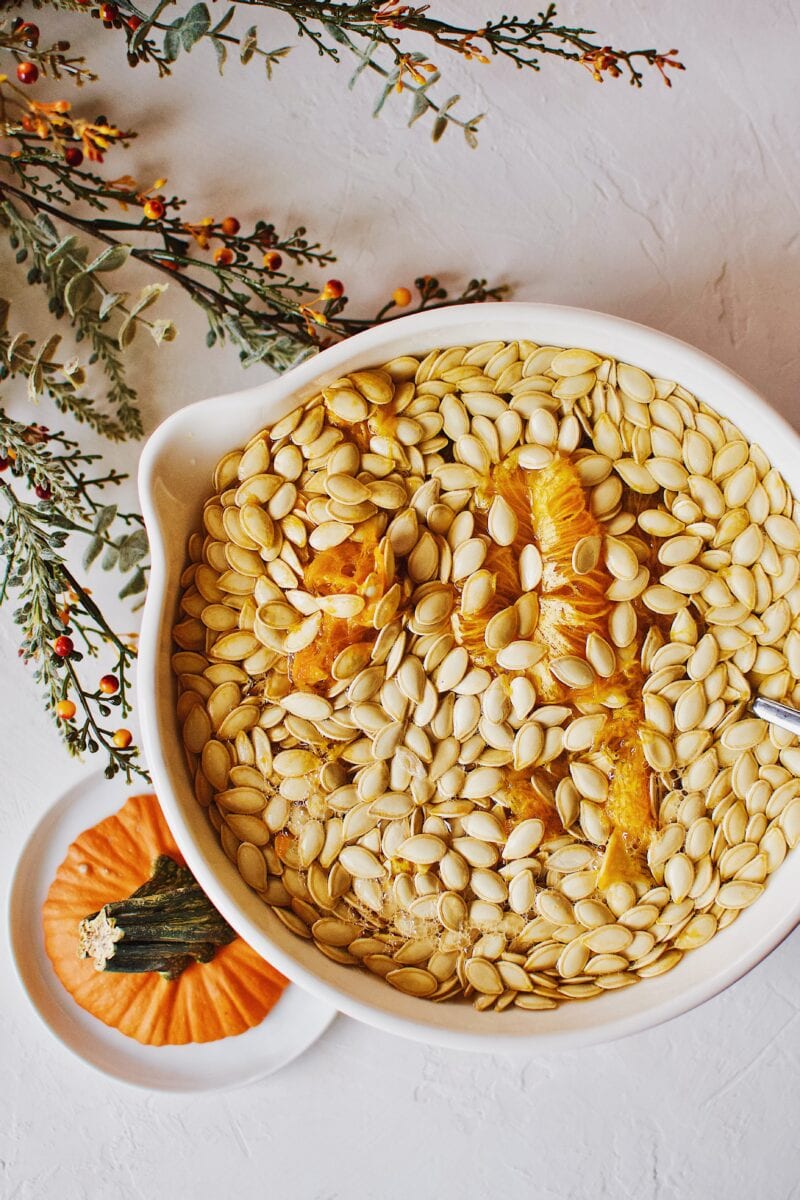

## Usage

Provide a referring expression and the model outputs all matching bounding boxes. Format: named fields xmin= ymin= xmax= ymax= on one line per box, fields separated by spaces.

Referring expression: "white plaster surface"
xmin=2 ymin=2 xmax=800 ymax=1196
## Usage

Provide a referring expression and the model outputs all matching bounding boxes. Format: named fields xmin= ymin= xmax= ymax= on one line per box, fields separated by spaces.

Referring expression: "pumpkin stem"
xmin=78 ymin=855 xmax=237 ymax=980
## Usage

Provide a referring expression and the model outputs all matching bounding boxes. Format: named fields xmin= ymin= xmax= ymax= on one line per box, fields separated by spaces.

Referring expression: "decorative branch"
xmin=33 ymin=0 xmax=683 ymax=146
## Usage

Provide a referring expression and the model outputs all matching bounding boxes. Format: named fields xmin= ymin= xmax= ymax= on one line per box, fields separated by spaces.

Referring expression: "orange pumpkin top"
xmin=42 ymin=793 xmax=287 ymax=1046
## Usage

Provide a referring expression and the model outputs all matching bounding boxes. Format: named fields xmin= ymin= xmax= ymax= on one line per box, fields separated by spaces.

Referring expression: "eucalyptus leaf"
xmin=432 ymin=116 xmax=448 ymax=142
xmin=45 ymin=235 xmax=79 ymax=267
xmin=99 ymin=291 xmax=127 ymax=320
xmin=240 ymin=26 xmax=258 ymax=64
xmin=117 ymin=316 xmax=136 ymax=350
xmin=373 ymin=82 xmax=394 ymax=117
xmin=129 ymin=283 xmax=168 ymax=319
xmin=34 ymin=213 xmax=59 ymax=242
xmin=163 ymin=22 xmax=182 ymax=61
xmin=117 ymin=529 xmax=149 ymax=573
xmin=94 ymin=504 xmax=118 ymax=534
xmin=86 ymin=245 xmax=131 ymax=274
xmin=409 ymin=90 xmax=431 ymax=125
xmin=211 ymin=36 xmax=227 ymax=74
xmin=181 ymin=3 xmax=211 ymax=51
xmin=149 ymin=320 xmax=177 ymax=345
xmin=64 ymin=272 xmax=94 ymax=318
xmin=101 ymin=543 xmax=119 ymax=571
xmin=210 ymin=6 xmax=235 ymax=35
xmin=119 ymin=567 xmax=147 ymax=600
xmin=348 ymin=38 xmax=377 ymax=89
xmin=83 ymin=535 xmax=103 ymax=570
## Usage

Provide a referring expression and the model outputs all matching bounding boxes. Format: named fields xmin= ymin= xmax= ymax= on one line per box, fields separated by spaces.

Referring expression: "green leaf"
xmin=99 ymin=291 xmax=126 ymax=320
xmin=181 ymin=3 xmax=211 ymax=51
xmin=348 ymin=38 xmax=378 ymax=89
xmin=210 ymin=6 xmax=235 ymax=35
xmin=323 ymin=20 xmax=348 ymax=47
xmin=373 ymin=81 xmax=395 ymax=118
xmin=117 ymin=529 xmax=149 ymax=572
xmin=45 ymin=235 xmax=78 ymax=267
xmin=34 ymin=213 xmax=59 ymax=242
xmin=64 ymin=272 xmax=94 ymax=318
xmin=118 ymin=283 xmax=168 ymax=349
xmin=26 ymin=364 xmax=43 ymax=403
xmin=119 ymin=566 xmax=147 ymax=600
xmin=163 ymin=22 xmax=183 ymax=62
xmin=240 ymin=25 xmax=258 ymax=64
xmin=409 ymin=90 xmax=431 ymax=125
xmin=34 ymin=333 xmax=61 ymax=365
xmin=86 ymin=245 xmax=131 ymax=274
xmin=101 ymin=543 xmax=119 ymax=570
xmin=94 ymin=504 xmax=118 ymax=534
xmin=130 ymin=283 xmax=168 ymax=318
xmin=211 ymin=36 xmax=227 ymax=74
xmin=149 ymin=319 xmax=177 ymax=345
xmin=27 ymin=332 xmax=61 ymax=401
xmin=83 ymin=534 xmax=103 ymax=570
xmin=117 ymin=317 xmax=137 ymax=351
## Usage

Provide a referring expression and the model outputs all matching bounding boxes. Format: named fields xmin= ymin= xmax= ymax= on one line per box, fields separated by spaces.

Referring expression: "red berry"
xmin=220 ymin=216 xmax=240 ymax=236
xmin=214 ymin=246 xmax=234 ymax=266
xmin=56 ymin=699 xmax=76 ymax=721
xmin=392 ymin=286 xmax=413 ymax=307
xmin=19 ymin=23 xmax=40 ymax=45
xmin=99 ymin=674 xmax=119 ymax=695
xmin=0 ymin=456 xmax=9 ymax=472
xmin=112 ymin=728 xmax=133 ymax=749
xmin=322 ymin=278 xmax=344 ymax=300
xmin=262 ymin=251 xmax=282 ymax=271
xmin=65 ymin=146 xmax=84 ymax=168
xmin=100 ymin=3 xmax=119 ymax=20
xmin=127 ymin=15 xmax=142 ymax=30
xmin=34 ymin=481 xmax=51 ymax=500
xmin=16 ymin=62 xmax=38 ymax=85
xmin=54 ymin=635 xmax=74 ymax=658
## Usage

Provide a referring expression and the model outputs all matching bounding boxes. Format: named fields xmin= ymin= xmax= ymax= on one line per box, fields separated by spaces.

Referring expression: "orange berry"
xmin=220 ymin=216 xmax=240 ymax=236
xmin=322 ymin=279 xmax=344 ymax=301
xmin=214 ymin=246 xmax=234 ymax=266
xmin=143 ymin=197 xmax=165 ymax=221
xmin=56 ymin=700 xmax=76 ymax=721
xmin=262 ymin=251 xmax=282 ymax=271
xmin=99 ymin=674 xmax=119 ymax=695
xmin=392 ymin=286 xmax=412 ymax=307
xmin=112 ymin=728 xmax=133 ymax=749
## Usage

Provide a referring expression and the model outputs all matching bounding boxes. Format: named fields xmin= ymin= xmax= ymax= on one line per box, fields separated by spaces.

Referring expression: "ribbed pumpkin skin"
xmin=42 ymin=793 xmax=287 ymax=1045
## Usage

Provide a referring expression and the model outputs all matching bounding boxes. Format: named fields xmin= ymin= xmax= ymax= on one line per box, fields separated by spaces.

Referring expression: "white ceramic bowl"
xmin=138 ymin=302 xmax=800 ymax=1052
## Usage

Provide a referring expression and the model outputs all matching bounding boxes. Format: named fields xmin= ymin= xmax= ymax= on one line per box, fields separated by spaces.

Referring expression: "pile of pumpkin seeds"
xmin=172 ymin=340 xmax=800 ymax=1010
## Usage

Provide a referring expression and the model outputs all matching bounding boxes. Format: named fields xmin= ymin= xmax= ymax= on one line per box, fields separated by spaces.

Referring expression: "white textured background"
xmin=2 ymin=2 xmax=800 ymax=1197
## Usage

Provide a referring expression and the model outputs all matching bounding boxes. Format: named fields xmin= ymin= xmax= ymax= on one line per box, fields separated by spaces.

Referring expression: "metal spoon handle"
xmin=751 ymin=695 xmax=800 ymax=738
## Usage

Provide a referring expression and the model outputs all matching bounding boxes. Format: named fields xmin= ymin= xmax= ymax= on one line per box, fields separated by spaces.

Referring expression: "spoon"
xmin=751 ymin=695 xmax=800 ymax=738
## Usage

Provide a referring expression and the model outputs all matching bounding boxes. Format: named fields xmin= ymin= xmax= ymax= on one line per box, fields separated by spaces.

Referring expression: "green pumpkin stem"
xmin=78 ymin=855 xmax=236 ymax=980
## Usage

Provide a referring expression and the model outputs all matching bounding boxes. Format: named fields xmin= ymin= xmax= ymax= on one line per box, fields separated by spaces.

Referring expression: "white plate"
xmin=8 ymin=771 xmax=335 ymax=1091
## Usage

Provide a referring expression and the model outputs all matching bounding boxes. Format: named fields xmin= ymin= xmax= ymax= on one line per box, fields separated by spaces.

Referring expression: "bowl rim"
xmin=138 ymin=301 xmax=800 ymax=1052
